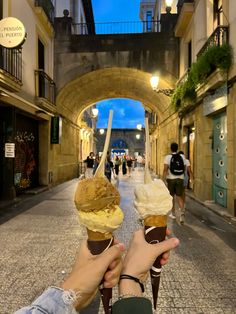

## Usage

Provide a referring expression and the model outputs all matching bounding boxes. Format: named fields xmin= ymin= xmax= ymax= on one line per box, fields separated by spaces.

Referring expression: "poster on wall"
xmin=5 ymin=143 xmax=15 ymax=158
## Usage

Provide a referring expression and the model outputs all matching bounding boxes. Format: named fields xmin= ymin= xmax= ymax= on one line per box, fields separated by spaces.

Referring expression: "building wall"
xmin=175 ymin=0 xmax=236 ymax=215
xmin=96 ymin=129 xmax=145 ymax=158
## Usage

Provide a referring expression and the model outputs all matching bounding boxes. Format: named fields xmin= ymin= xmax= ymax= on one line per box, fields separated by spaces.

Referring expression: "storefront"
xmin=0 ymin=104 xmax=39 ymax=199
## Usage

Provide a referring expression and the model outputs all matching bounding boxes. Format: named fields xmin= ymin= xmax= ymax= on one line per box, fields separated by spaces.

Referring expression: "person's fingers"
xmin=96 ymin=242 xmax=125 ymax=271
xmin=104 ymin=258 xmax=122 ymax=283
xmin=152 ymin=237 xmax=179 ymax=257
xmin=160 ymin=251 xmax=170 ymax=262
xmin=166 ymin=229 xmax=171 ymax=236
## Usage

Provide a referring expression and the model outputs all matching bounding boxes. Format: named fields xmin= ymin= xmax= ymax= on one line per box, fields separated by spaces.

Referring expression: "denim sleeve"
xmin=14 ymin=287 xmax=78 ymax=314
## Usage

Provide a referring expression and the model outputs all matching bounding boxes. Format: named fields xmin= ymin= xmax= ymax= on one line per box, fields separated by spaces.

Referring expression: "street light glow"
xmin=136 ymin=124 xmax=142 ymax=130
xmin=99 ymin=128 xmax=105 ymax=135
xmin=92 ymin=108 xmax=98 ymax=117
xmin=150 ymin=75 xmax=159 ymax=91
xmin=136 ymin=134 xmax=141 ymax=139
xmin=166 ymin=0 xmax=173 ymax=7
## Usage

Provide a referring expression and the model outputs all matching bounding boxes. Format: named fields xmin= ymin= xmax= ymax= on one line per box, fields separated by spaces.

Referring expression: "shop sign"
xmin=203 ymin=84 xmax=227 ymax=116
xmin=5 ymin=143 xmax=15 ymax=158
xmin=0 ymin=17 xmax=26 ymax=48
xmin=51 ymin=116 xmax=62 ymax=144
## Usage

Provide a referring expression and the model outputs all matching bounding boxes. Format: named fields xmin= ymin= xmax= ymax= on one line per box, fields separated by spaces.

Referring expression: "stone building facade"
xmin=95 ymin=129 xmax=145 ymax=158
xmin=150 ymin=0 xmax=236 ymax=216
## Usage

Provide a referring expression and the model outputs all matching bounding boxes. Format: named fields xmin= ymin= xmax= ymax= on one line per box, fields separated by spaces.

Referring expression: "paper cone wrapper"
xmin=144 ymin=215 xmax=167 ymax=309
xmin=87 ymin=229 xmax=114 ymax=314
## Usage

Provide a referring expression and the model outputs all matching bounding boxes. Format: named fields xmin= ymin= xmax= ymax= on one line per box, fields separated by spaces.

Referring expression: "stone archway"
xmin=51 ymin=67 xmax=178 ymax=184
xmin=56 ymin=67 xmax=176 ymax=124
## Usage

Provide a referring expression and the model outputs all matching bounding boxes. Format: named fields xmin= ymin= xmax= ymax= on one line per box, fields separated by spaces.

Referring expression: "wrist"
xmin=119 ymin=276 xmax=143 ymax=297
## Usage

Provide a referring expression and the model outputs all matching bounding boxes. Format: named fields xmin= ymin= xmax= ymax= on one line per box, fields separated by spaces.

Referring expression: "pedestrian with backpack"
xmin=163 ymin=142 xmax=186 ymax=224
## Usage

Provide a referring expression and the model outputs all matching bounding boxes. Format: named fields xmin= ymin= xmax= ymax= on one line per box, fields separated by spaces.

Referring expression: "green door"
xmin=212 ymin=112 xmax=227 ymax=207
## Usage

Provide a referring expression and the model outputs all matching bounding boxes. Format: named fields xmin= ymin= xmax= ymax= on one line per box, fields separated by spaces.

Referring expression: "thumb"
xmin=153 ymin=237 xmax=179 ymax=257
xmin=97 ymin=242 xmax=125 ymax=268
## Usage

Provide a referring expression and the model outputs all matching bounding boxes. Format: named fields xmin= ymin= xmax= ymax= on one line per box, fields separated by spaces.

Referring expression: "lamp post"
xmin=150 ymin=74 xmax=174 ymax=97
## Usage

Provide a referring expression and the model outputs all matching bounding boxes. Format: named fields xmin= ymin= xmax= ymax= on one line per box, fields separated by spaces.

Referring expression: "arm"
xmin=113 ymin=230 xmax=179 ymax=313
xmin=15 ymin=241 xmax=125 ymax=314
xmin=162 ymin=164 xmax=168 ymax=182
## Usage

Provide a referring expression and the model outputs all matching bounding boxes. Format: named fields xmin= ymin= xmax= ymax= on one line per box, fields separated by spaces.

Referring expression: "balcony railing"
xmin=0 ymin=47 xmax=22 ymax=83
xmin=72 ymin=20 xmax=161 ymax=35
xmin=35 ymin=69 xmax=55 ymax=105
xmin=35 ymin=0 xmax=54 ymax=24
xmin=197 ymin=26 xmax=229 ymax=58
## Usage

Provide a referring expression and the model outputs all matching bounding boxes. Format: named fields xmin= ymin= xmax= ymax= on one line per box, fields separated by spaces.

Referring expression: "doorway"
xmin=212 ymin=112 xmax=227 ymax=207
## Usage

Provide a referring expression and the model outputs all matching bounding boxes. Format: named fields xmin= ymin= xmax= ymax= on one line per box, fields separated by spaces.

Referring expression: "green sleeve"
xmin=112 ymin=297 xmax=153 ymax=314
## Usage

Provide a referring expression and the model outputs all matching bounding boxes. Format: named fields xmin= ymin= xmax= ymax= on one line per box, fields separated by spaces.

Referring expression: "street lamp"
xmin=136 ymin=134 xmax=141 ymax=140
xmin=99 ymin=128 xmax=105 ymax=135
xmin=136 ymin=124 xmax=142 ymax=131
xmin=150 ymin=74 xmax=174 ymax=97
xmin=92 ymin=108 xmax=98 ymax=118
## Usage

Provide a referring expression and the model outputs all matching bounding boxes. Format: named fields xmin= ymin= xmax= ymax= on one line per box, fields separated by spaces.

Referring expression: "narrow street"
xmin=0 ymin=169 xmax=236 ymax=314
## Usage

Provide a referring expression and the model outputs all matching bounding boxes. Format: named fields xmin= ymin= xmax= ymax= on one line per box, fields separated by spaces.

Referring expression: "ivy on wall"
xmin=171 ymin=44 xmax=233 ymax=111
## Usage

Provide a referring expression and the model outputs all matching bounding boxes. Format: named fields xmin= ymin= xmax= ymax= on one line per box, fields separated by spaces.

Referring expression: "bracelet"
xmin=118 ymin=293 xmax=142 ymax=300
xmin=119 ymin=274 xmax=145 ymax=293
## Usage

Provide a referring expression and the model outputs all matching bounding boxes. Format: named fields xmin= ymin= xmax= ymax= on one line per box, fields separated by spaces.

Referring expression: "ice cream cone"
xmin=87 ymin=229 xmax=114 ymax=314
xmin=144 ymin=215 xmax=167 ymax=309
xmin=74 ymin=111 xmax=124 ymax=313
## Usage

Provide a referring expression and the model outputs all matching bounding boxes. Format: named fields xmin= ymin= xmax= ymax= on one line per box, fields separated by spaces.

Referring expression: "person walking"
xmin=114 ymin=155 xmax=121 ymax=176
xmin=136 ymin=154 xmax=143 ymax=170
xmin=126 ymin=156 xmax=133 ymax=177
xmin=105 ymin=155 xmax=114 ymax=182
xmin=163 ymin=142 xmax=186 ymax=224
xmin=178 ymin=151 xmax=194 ymax=209
xmin=84 ymin=152 xmax=94 ymax=178
xmin=122 ymin=155 xmax=127 ymax=175
xmin=93 ymin=153 xmax=100 ymax=175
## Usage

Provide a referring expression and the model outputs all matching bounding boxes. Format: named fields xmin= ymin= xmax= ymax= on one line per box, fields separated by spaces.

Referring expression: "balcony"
xmin=197 ymin=26 xmax=229 ymax=58
xmin=0 ymin=47 xmax=22 ymax=91
xmin=175 ymin=1 xmax=194 ymax=37
xmin=34 ymin=0 xmax=55 ymax=35
xmin=35 ymin=69 xmax=56 ymax=113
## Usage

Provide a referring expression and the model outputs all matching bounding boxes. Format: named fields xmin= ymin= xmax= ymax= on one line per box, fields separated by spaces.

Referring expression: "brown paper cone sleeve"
xmin=144 ymin=215 xmax=167 ymax=309
xmin=87 ymin=230 xmax=114 ymax=314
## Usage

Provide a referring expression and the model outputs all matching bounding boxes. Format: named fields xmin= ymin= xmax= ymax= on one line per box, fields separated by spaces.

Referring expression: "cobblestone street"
xmin=0 ymin=169 xmax=236 ymax=314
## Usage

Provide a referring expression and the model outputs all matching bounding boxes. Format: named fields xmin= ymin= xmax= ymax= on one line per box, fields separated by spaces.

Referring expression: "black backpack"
xmin=169 ymin=153 xmax=185 ymax=175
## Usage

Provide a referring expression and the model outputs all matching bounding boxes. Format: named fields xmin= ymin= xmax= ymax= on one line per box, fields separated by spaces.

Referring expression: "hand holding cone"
xmin=74 ymin=110 xmax=124 ymax=314
xmin=133 ymin=117 xmax=172 ymax=309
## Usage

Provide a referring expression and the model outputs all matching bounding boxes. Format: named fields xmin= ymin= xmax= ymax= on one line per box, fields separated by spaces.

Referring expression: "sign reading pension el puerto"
xmin=0 ymin=17 xmax=26 ymax=48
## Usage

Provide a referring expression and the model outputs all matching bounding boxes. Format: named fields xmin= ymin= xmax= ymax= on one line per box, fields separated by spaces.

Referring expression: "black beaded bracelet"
xmin=119 ymin=274 xmax=145 ymax=293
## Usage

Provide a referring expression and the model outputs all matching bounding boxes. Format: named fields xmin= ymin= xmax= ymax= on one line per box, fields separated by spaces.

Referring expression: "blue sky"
xmin=92 ymin=0 xmax=141 ymax=22
xmin=96 ymin=98 xmax=145 ymax=129
xmin=92 ymin=1 xmax=144 ymax=128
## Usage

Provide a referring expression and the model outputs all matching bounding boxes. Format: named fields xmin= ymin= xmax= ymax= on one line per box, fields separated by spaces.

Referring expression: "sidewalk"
xmin=186 ymin=189 xmax=236 ymax=225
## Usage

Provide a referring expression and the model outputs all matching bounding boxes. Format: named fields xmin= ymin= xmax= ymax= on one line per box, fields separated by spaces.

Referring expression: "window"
xmin=213 ymin=0 xmax=223 ymax=28
xmin=188 ymin=41 xmax=192 ymax=68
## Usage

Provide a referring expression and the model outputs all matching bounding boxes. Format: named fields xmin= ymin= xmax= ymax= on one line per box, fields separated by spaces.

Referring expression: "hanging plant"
xmin=171 ymin=44 xmax=233 ymax=111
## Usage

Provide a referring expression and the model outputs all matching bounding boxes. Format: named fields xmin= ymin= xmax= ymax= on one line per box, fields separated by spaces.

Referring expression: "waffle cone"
xmin=144 ymin=215 xmax=167 ymax=227
xmin=87 ymin=229 xmax=113 ymax=241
